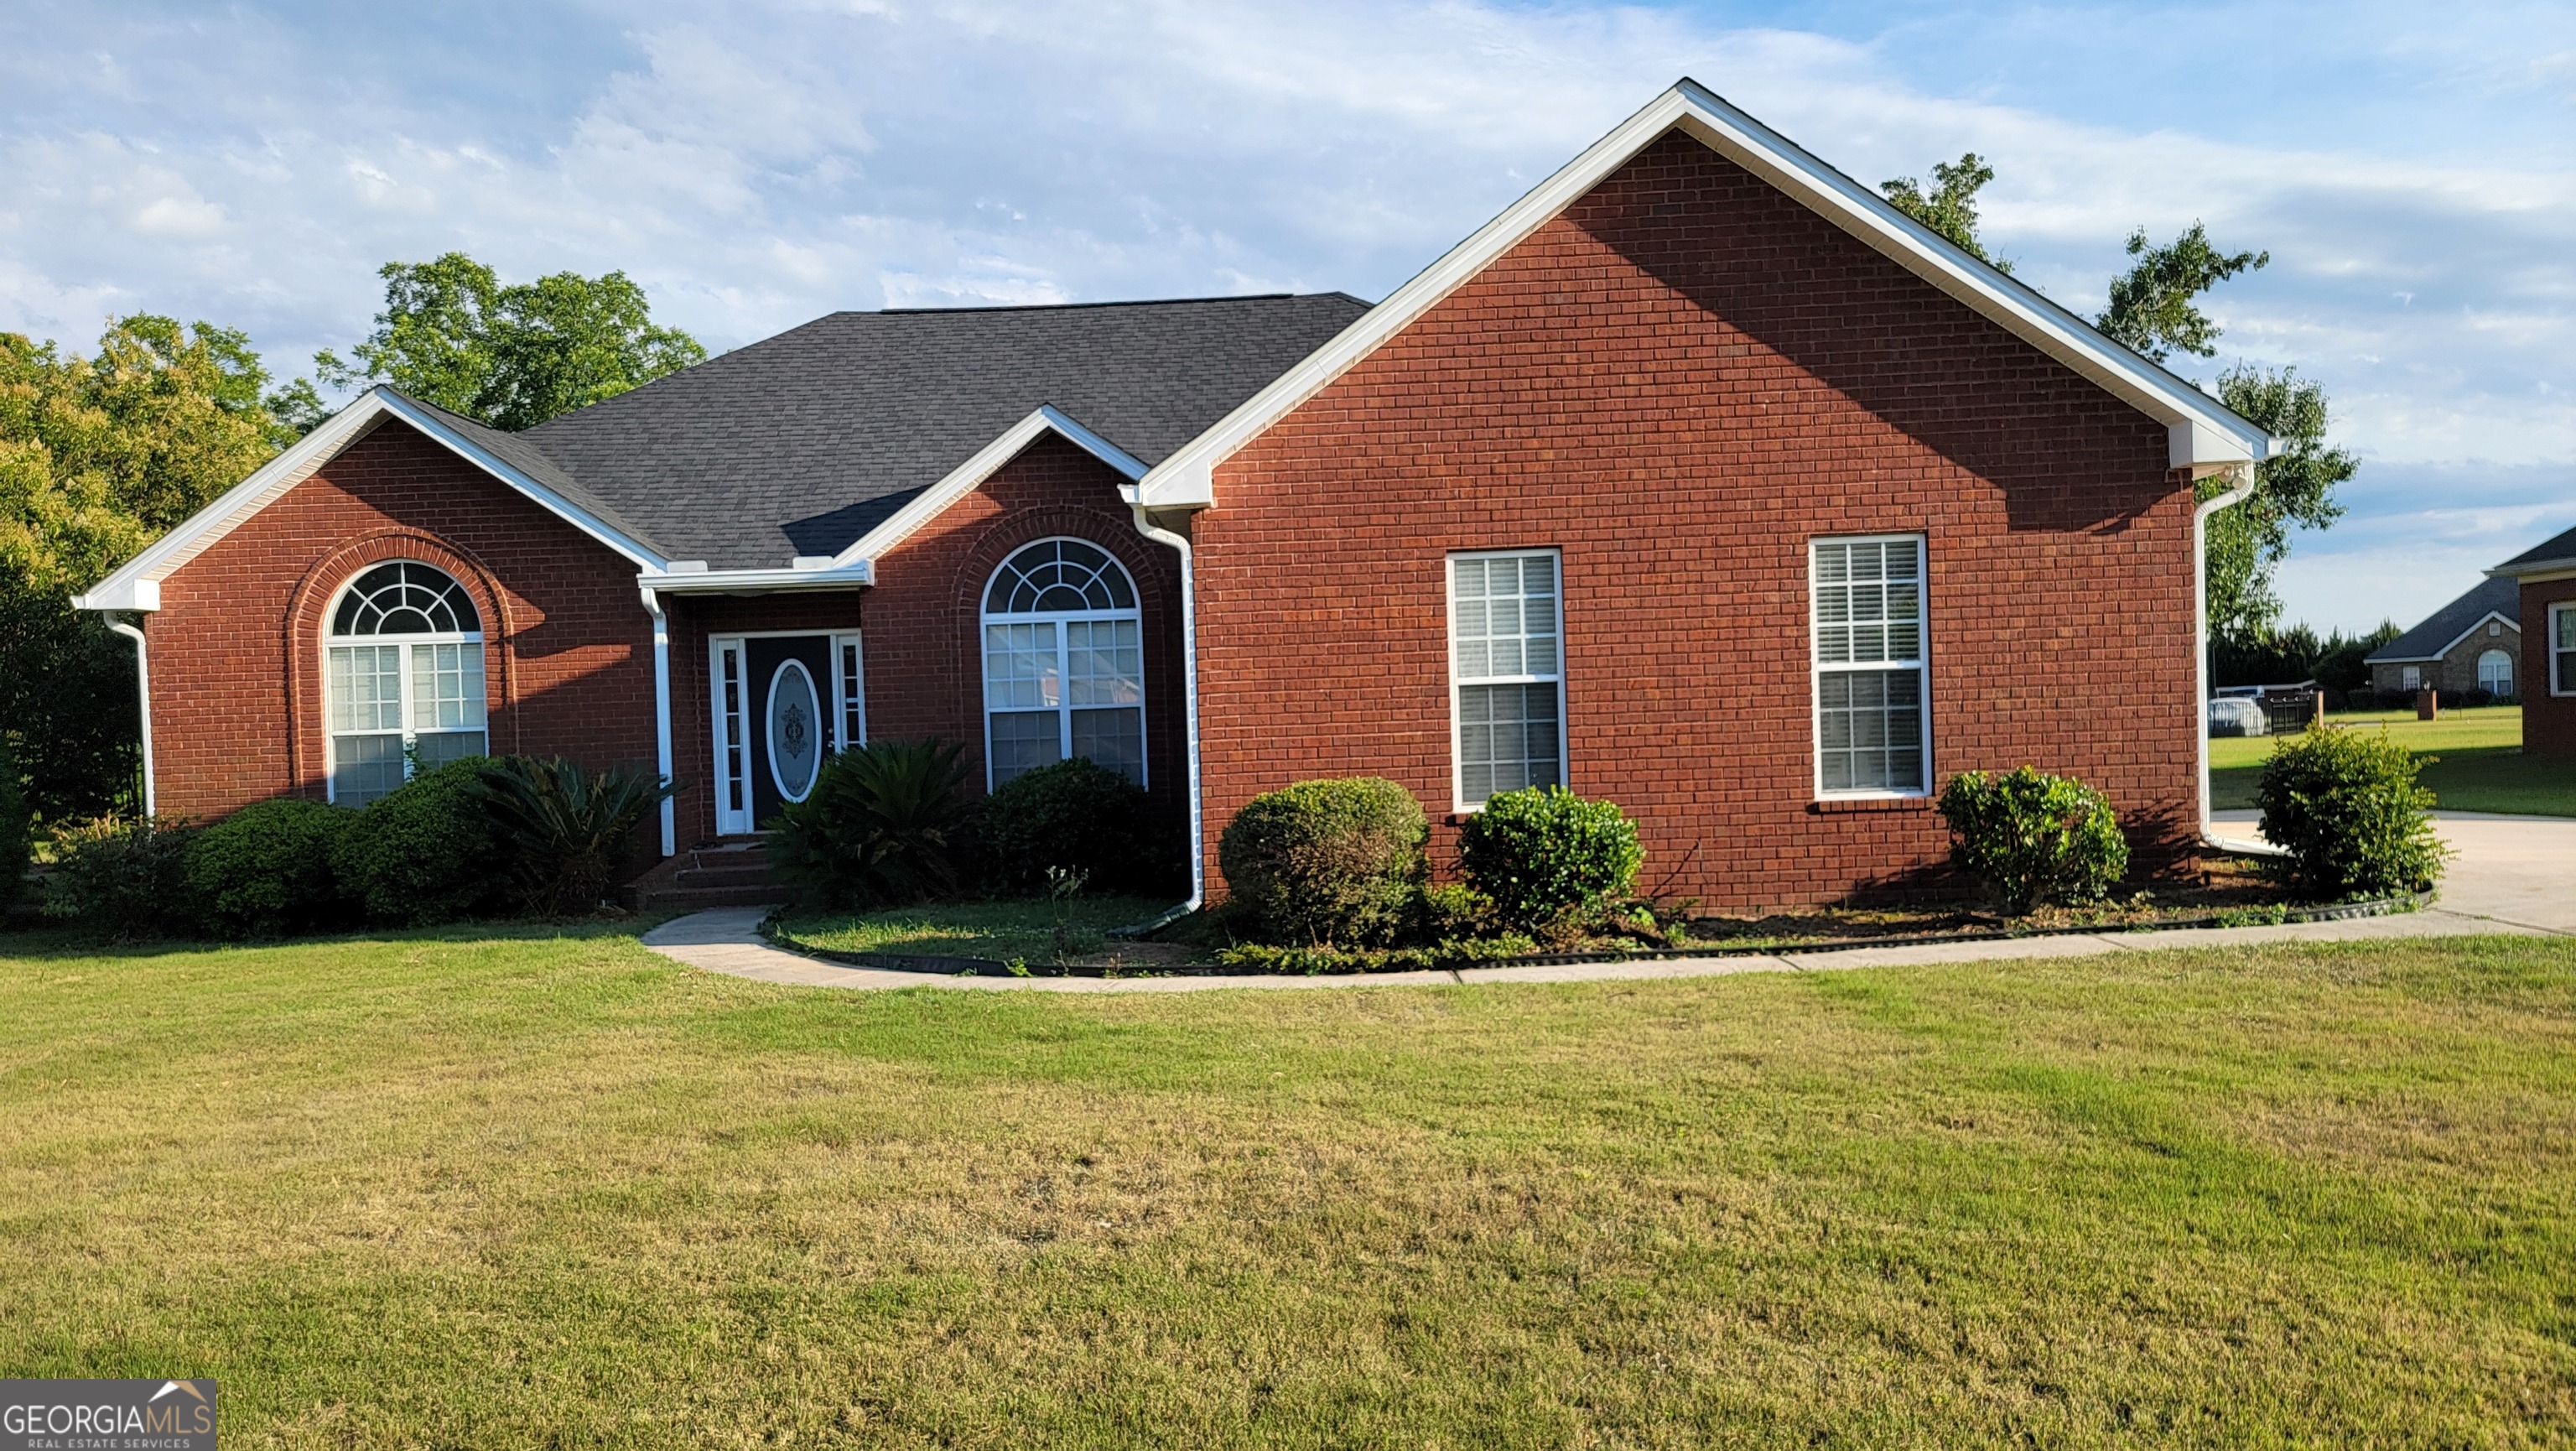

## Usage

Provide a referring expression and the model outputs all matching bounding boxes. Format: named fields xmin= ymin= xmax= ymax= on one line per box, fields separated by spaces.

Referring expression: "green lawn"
xmin=4 ymin=925 xmax=2574 ymax=1445
xmin=2213 ymin=705 xmax=2576 ymax=815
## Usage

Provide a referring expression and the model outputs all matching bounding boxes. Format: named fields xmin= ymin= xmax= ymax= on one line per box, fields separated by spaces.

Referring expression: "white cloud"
xmin=0 ymin=0 xmax=2568 ymax=636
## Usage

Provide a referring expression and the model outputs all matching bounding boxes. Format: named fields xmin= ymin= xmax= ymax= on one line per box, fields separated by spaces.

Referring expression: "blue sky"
xmin=4 ymin=0 xmax=2568 ymax=632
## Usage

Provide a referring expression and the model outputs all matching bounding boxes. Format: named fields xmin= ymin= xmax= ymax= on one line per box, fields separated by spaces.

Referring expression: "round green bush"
xmin=330 ymin=757 xmax=500 ymax=925
xmin=184 ymin=797 xmax=351 ymax=938
xmin=1217 ymin=777 xmax=1426 ymax=946
xmin=2254 ymin=726 xmax=2448 ymax=900
xmin=1936 ymin=766 xmax=2127 ymax=914
xmin=978 ymin=758 xmax=1168 ymax=897
xmin=1455 ymin=786 xmax=1643 ymax=930
xmin=39 ymin=814 xmax=201 ymax=939
xmin=0 ymin=735 xmax=29 ymax=909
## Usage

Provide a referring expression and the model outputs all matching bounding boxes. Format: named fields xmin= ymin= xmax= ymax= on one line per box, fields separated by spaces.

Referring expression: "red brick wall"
xmin=146 ymin=418 xmax=657 ymax=819
xmin=1195 ymin=130 xmax=2199 ymax=908
xmin=2524 ymin=578 xmax=2576 ymax=762
xmin=661 ymin=433 xmax=1184 ymax=843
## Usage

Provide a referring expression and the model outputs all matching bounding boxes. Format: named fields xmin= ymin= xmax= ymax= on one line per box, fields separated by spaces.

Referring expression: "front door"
xmin=745 ymin=635 xmax=833 ymax=827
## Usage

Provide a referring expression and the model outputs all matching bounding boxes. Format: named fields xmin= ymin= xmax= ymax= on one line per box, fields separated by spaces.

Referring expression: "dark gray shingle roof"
xmin=2364 ymin=575 xmax=2521 ymax=663
xmin=400 ymin=396 xmax=669 ymax=558
xmin=2495 ymin=521 xmax=2576 ymax=575
xmin=496 ymin=293 xmax=1370 ymax=569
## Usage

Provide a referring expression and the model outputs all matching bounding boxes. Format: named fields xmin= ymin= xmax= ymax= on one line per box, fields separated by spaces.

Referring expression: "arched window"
xmin=324 ymin=560 xmax=488 ymax=805
xmin=2479 ymin=648 xmax=2514 ymax=697
xmin=980 ymin=538 xmax=1144 ymax=788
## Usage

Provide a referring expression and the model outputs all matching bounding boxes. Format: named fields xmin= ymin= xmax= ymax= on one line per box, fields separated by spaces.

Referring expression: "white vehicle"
xmin=2207 ymin=697 xmax=2268 ymax=737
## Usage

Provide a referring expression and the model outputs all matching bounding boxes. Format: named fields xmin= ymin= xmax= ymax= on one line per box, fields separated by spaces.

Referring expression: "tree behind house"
xmin=313 ymin=252 xmax=707 ymax=431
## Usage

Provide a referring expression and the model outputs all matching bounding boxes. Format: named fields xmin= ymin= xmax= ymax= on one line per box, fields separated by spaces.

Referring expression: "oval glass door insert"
xmin=766 ymin=658 xmax=822 ymax=802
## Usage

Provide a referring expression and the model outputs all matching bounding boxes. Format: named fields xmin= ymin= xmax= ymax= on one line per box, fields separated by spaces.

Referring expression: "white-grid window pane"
xmin=988 ymin=710 xmax=1062 ymax=787
xmin=412 ymin=731 xmax=486 ymax=772
xmin=1459 ymin=683 xmax=1562 ymax=803
xmin=1070 ymin=707 xmax=1144 ymax=781
xmin=328 ymin=645 xmax=403 ymax=731
xmin=1452 ymin=551 xmax=1566 ymax=807
xmin=330 ymin=732 xmax=407 ymax=806
xmin=984 ymin=622 xmax=1060 ymax=710
xmin=1065 ymin=619 xmax=1143 ymax=707
xmin=1814 ymin=536 xmax=1929 ymax=795
xmin=408 ymin=642 xmax=486 ymax=731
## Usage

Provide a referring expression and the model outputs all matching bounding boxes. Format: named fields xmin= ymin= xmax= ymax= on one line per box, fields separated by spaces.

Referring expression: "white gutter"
xmin=1120 ymin=490 xmax=1205 ymax=930
xmin=106 ymin=621 xmax=155 ymax=818
xmin=639 ymin=586 xmax=677 ymax=857
xmin=2194 ymin=467 xmax=2276 ymax=857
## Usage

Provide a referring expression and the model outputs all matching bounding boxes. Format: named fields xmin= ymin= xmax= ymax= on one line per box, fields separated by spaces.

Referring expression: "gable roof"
xmin=1134 ymin=78 xmax=2276 ymax=509
xmin=74 ymin=388 xmax=671 ymax=612
xmin=2491 ymin=521 xmax=2576 ymax=580
xmin=523 ymin=293 xmax=1368 ymax=569
xmin=2364 ymin=575 xmax=2522 ymax=664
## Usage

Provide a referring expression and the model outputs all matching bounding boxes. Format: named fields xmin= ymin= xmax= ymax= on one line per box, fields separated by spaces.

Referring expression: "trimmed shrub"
xmin=1218 ymin=778 xmax=1426 ymax=946
xmin=977 ymin=758 xmax=1164 ymax=897
xmin=1456 ymin=787 xmax=1644 ymax=931
xmin=1415 ymin=882 xmax=1495 ymax=942
xmin=2255 ymin=726 xmax=2448 ymax=900
xmin=0 ymin=736 xmax=28 ymax=908
xmin=475 ymin=757 xmax=673 ymax=914
xmin=184 ymin=798 xmax=352 ymax=938
xmin=331 ymin=757 xmax=500 ymax=926
xmin=41 ymin=815 xmax=200 ymax=937
xmin=1937 ymin=766 xmax=2128 ymax=914
xmin=771 ymin=739 xmax=974 ymax=908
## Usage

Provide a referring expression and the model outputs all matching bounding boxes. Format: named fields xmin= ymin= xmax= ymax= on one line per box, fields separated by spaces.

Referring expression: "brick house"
xmin=2363 ymin=576 xmax=2522 ymax=700
xmin=75 ymin=81 xmax=2276 ymax=909
xmin=2490 ymin=523 xmax=2576 ymax=762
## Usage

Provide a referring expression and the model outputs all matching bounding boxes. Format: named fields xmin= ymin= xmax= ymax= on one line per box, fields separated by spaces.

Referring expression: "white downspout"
xmin=640 ymin=585 xmax=677 ymax=857
xmin=2194 ymin=465 xmax=2272 ymax=856
xmin=1123 ymin=493 xmax=1205 ymax=928
xmin=107 ymin=621 xmax=155 ymax=818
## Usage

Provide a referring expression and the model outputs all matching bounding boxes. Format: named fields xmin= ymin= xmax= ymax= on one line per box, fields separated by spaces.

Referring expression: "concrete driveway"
xmin=2215 ymin=809 xmax=2576 ymax=934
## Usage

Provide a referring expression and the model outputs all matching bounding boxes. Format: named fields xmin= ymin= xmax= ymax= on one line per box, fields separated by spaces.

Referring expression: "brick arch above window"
xmin=283 ymin=532 xmax=520 ymax=793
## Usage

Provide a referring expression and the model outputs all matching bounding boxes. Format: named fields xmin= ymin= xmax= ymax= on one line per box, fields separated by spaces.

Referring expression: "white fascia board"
xmin=373 ymin=393 xmax=666 ymax=569
xmin=2490 ymin=557 xmax=2576 ymax=580
xmin=636 ymin=562 xmax=876 ymax=593
xmin=73 ymin=394 xmax=397 ymax=611
xmin=70 ymin=387 xmax=665 ymax=612
xmin=1135 ymin=78 xmax=2272 ymax=508
xmin=834 ymin=405 xmax=1148 ymax=568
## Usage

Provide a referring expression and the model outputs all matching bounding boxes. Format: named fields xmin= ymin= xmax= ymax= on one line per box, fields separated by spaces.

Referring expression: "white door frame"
xmin=709 ymin=628 xmax=863 ymax=837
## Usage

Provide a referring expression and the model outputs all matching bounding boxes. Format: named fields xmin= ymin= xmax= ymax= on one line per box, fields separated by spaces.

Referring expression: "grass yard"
xmin=2212 ymin=705 xmax=2576 ymax=815
xmin=3 ymin=925 xmax=2574 ymax=1446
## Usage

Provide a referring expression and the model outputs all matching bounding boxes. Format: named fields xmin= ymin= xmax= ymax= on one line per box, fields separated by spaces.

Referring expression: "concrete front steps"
xmin=627 ymin=839 xmax=792 ymax=913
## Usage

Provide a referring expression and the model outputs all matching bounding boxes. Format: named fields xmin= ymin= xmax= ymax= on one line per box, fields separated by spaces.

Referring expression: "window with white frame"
xmin=324 ymin=560 xmax=487 ymax=805
xmin=1450 ymin=550 xmax=1564 ymax=807
xmin=981 ymin=539 xmax=1145 ymax=788
xmin=2479 ymin=648 xmax=2514 ymax=697
xmin=1812 ymin=535 xmax=1928 ymax=795
xmin=2556 ymin=605 xmax=2576 ymax=695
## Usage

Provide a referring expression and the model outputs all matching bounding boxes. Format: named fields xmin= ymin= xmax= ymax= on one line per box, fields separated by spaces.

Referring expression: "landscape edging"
xmin=756 ymin=891 xmax=2436 ymax=980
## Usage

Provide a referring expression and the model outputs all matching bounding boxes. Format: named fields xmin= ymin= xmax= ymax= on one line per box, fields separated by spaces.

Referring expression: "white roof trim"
xmin=73 ymin=387 xmax=665 ymax=611
xmin=1135 ymin=78 xmax=2275 ymax=509
xmin=637 ymin=562 xmax=876 ymax=594
xmin=834 ymin=404 xmax=1148 ymax=568
xmin=2366 ymin=610 xmax=2520 ymax=664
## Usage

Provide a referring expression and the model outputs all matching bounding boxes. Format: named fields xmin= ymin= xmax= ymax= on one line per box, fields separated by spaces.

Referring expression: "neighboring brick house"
xmin=76 ymin=80 xmax=2276 ymax=908
xmin=2490 ymin=522 xmax=2576 ymax=762
xmin=2363 ymin=576 xmax=2522 ymax=700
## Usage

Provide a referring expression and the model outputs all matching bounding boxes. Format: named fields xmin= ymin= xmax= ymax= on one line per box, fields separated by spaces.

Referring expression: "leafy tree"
xmin=2199 ymin=365 xmax=2355 ymax=642
xmin=2097 ymin=223 xmax=2267 ymax=362
xmin=1880 ymin=153 xmax=2012 ymax=271
xmin=314 ymin=252 xmax=706 ymax=429
xmin=1 ymin=318 xmax=298 ymax=818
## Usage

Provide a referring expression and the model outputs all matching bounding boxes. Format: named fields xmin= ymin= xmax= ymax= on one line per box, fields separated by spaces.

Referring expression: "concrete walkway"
xmin=641 ymin=809 xmax=2569 ymax=992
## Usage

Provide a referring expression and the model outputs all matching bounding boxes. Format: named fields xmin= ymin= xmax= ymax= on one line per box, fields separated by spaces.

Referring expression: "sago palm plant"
xmin=769 ymin=739 xmax=973 ymax=907
xmin=474 ymin=757 xmax=674 ymax=914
